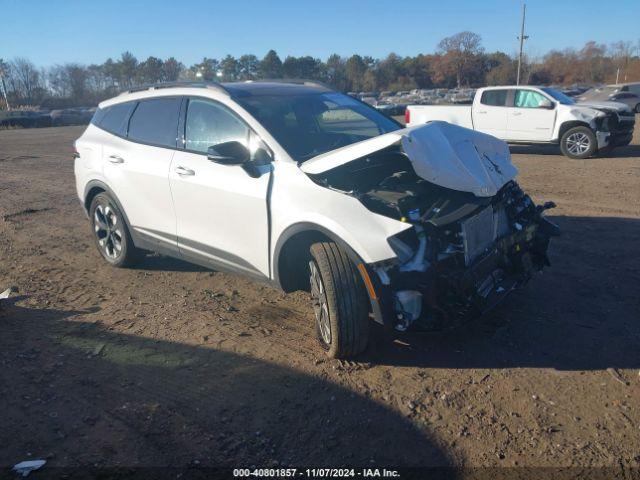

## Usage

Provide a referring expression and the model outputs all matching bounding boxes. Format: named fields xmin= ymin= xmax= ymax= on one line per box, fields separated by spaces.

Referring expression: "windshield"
xmin=541 ymin=88 xmax=575 ymax=105
xmin=234 ymin=92 xmax=401 ymax=162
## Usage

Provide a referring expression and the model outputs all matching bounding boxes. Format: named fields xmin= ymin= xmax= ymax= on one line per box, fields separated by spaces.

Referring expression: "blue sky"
xmin=3 ymin=0 xmax=639 ymax=66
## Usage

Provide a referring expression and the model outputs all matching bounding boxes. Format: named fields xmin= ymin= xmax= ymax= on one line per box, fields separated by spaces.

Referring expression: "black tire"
xmin=560 ymin=126 xmax=597 ymax=159
xmin=309 ymin=242 xmax=369 ymax=358
xmin=89 ymin=192 xmax=140 ymax=267
xmin=635 ymin=103 xmax=640 ymax=114
xmin=598 ymin=145 xmax=615 ymax=156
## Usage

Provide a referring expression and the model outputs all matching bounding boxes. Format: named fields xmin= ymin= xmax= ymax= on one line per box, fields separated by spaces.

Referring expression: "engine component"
xmin=399 ymin=209 xmax=429 ymax=273
xmin=394 ymin=290 xmax=423 ymax=331
xmin=461 ymin=206 xmax=496 ymax=265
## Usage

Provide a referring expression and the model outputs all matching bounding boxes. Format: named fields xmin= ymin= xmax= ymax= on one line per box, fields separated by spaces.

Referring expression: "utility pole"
xmin=516 ymin=3 xmax=528 ymax=85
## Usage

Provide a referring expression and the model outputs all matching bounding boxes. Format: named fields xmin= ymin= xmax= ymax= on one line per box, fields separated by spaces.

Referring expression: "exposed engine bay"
xmin=308 ymin=145 xmax=559 ymax=332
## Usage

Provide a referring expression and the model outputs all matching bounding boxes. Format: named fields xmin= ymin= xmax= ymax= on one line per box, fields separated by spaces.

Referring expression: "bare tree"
xmin=48 ymin=65 xmax=70 ymax=97
xmin=437 ymin=31 xmax=484 ymax=87
xmin=0 ymin=58 xmax=10 ymax=109
xmin=11 ymin=57 xmax=41 ymax=102
xmin=611 ymin=41 xmax=635 ymax=82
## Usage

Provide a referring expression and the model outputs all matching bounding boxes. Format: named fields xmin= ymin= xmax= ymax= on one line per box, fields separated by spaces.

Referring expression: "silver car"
xmin=578 ymin=83 xmax=640 ymax=113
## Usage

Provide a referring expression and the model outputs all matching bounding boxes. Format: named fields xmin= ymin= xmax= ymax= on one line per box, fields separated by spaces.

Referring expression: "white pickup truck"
xmin=405 ymin=86 xmax=636 ymax=159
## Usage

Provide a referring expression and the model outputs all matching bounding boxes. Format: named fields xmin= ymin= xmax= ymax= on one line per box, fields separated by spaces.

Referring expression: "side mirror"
xmin=207 ymin=141 xmax=250 ymax=165
xmin=539 ymin=98 xmax=554 ymax=109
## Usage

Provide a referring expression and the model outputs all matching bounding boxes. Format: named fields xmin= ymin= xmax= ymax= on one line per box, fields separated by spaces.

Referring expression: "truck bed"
xmin=406 ymin=104 xmax=473 ymax=129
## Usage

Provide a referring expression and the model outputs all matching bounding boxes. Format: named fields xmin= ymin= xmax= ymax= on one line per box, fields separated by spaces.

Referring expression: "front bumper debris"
xmin=360 ymin=182 xmax=559 ymax=332
xmin=596 ymin=131 xmax=611 ymax=149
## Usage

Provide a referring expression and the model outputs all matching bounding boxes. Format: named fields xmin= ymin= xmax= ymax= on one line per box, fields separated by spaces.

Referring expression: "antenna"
xmin=516 ymin=3 xmax=529 ymax=86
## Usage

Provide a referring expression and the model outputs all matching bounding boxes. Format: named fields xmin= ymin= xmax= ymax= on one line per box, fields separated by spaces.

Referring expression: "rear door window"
xmin=127 ymin=98 xmax=182 ymax=148
xmin=480 ymin=90 xmax=508 ymax=107
xmin=94 ymin=102 xmax=136 ymax=136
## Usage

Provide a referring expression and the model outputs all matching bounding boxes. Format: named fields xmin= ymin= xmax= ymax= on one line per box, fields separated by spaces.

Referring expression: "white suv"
xmin=74 ymin=81 xmax=558 ymax=358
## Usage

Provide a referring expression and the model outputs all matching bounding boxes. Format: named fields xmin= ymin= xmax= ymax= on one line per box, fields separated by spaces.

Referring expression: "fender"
xmin=272 ymin=221 xmax=366 ymax=288
xmin=556 ymin=120 xmax=592 ymax=142
xmin=82 ymin=179 xmax=142 ymax=247
xmin=83 ymin=180 xmax=132 ymax=225
xmin=272 ymin=221 xmax=393 ymax=327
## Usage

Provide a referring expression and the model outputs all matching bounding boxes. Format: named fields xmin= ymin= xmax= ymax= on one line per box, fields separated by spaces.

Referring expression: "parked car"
xmin=577 ymin=83 xmax=640 ymax=113
xmin=51 ymin=108 xmax=93 ymax=126
xmin=405 ymin=86 xmax=635 ymax=159
xmin=374 ymin=103 xmax=406 ymax=117
xmin=554 ymin=85 xmax=592 ymax=98
xmin=74 ymin=81 xmax=558 ymax=358
xmin=0 ymin=110 xmax=51 ymax=128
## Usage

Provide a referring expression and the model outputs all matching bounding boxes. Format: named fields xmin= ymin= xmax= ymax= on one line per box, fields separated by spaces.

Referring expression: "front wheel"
xmin=309 ymin=242 xmax=370 ymax=358
xmin=560 ymin=126 xmax=597 ymax=159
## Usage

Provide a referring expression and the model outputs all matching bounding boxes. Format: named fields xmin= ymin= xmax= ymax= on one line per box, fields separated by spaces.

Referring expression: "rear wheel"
xmin=89 ymin=192 xmax=140 ymax=267
xmin=560 ymin=126 xmax=597 ymax=159
xmin=635 ymin=103 xmax=640 ymax=114
xmin=309 ymin=242 xmax=369 ymax=358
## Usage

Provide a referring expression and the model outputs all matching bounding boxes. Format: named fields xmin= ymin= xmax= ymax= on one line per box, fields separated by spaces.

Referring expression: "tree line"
xmin=1 ymin=32 xmax=639 ymax=109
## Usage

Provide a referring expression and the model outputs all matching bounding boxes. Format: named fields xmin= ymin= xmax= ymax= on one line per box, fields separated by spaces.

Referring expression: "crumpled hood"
xmin=576 ymin=100 xmax=631 ymax=114
xmin=300 ymin=121 xmax=517 ymax=197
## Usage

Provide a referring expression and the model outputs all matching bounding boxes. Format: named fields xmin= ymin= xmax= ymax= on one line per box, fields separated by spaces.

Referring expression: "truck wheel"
xmin=560 ymin=126 xmax=597 ymax=159
xmin=89 ymin=192 xmax=140 ymax=267
xmin=309 ymin=242 xmax=369 ymax=358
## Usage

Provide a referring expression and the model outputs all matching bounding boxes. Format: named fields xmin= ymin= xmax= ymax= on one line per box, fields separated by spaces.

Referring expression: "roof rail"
xmin=245 ymin=79 xmax=334 ymax=91
xmin=119 ymin=81 xmax=230 ymax=96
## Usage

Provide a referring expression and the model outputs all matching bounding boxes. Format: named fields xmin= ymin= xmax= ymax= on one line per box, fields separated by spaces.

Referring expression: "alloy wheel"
xmin=94 ymin=202 xmax=123 ymax=260
xmin=309 ymin=260 xmax=331 ymax=345
xmin=565 ymin=132 xmax=591 ymax=156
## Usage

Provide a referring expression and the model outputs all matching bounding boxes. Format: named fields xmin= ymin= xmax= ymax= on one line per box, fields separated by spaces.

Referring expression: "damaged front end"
xmin=305 ymin=123 xmax=559 ymax=332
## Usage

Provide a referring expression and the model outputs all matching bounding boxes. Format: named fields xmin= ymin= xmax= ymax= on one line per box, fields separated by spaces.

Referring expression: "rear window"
xmin=480 ymin=90 xmax=508 ymax=107
xmin=127 ymin=98 xmax=181 ymax=148
xmin=93 ymin=102 xmax=136 ymax=136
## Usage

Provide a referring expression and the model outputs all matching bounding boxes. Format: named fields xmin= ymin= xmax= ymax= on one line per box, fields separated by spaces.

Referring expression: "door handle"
xmin=512 ymin=112 xmax=522 ymax=116
xmin=175 ymin=166 xmax=195 ymax=176
xmin=476 ymin=111 xmax=487 ymax=114
xmin=108 ymin=155 xmax=124 ymax=164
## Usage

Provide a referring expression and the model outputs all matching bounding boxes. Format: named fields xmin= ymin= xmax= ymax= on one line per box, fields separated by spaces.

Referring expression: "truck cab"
xmin=474 ymin=87 xmax=556 ymax=142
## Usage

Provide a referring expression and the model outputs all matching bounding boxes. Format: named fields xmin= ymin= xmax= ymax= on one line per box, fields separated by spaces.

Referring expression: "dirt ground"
xmin=1 ymin=123 xmax=639 ymax=473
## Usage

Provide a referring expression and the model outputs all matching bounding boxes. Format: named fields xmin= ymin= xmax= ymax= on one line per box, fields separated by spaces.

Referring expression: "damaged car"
xmin=406 ymin=86 xmax=636 ymax=159
xmin=74 ymin=80 xmax=559 ymax=358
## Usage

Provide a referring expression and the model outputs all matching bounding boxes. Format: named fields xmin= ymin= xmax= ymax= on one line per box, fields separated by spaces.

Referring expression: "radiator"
xmin=461 ymin=206 xmax=498 ymax=265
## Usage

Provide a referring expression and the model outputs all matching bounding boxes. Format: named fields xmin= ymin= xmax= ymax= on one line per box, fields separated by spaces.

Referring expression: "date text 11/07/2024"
xmin=233 ymin=468 xmax=401 ymax=478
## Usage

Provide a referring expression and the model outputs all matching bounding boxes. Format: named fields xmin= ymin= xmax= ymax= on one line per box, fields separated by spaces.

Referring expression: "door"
xmin=102 ymin=97 xmax=181 ymax=251
xmin=169 ymin=97 xmax=271 ymax=278
xmin=472 ymin=89 xmax=509 ymax=138
xmin=506 ymin=89 xmax=557 ymax=142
